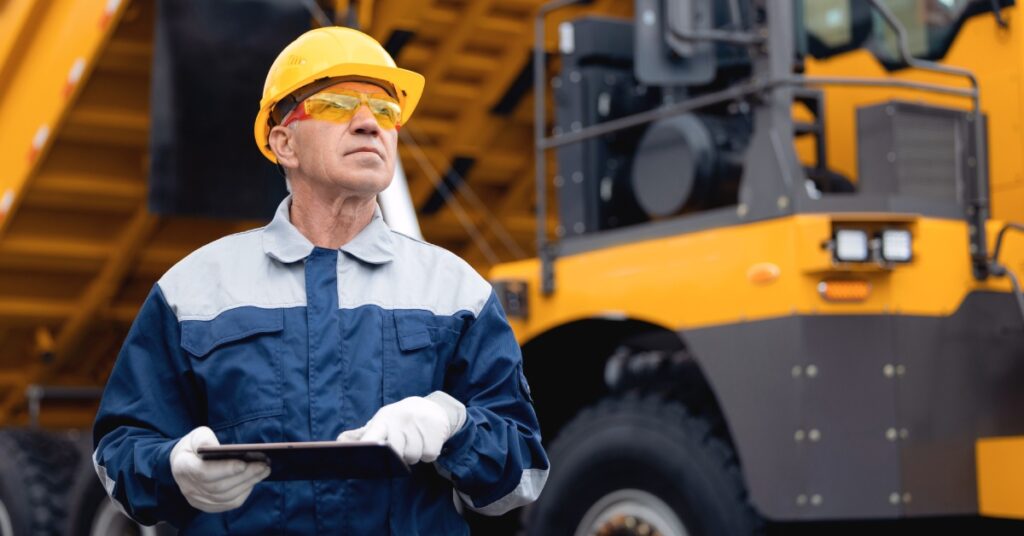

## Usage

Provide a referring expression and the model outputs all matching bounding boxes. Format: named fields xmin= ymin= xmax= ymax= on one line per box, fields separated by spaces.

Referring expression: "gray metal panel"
xmin=894 ymin=292 xmax=1024 ymax=516
xmin=856 ymin=101 xmax=980 ymax=206
xmin=799 ymin=315 xmax=901 ymax=519
xmin=682 ymin=292 xmax=1024 ymax=522
xmin=683 ymin=316 xmax=806 ymax=520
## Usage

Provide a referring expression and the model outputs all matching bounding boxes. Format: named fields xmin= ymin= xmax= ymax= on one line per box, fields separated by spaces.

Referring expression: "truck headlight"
xmin=834 ymin=229 xmax=869 ymax=262
xmin=880 ymin=229 xmax=912 ymax=263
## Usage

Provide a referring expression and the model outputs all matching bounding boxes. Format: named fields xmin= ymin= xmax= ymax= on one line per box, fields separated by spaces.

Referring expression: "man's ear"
xmin=268 ymin=125 xmax=299 ymax=169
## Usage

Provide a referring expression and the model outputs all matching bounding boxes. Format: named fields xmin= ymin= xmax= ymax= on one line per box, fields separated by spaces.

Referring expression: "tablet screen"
xmin=197 ymin=441 xmax=410 ymax=481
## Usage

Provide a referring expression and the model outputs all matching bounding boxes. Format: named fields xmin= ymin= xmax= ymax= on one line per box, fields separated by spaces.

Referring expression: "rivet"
xmin=899 ymin=428 xmax=909 ymax=439
xmin=889 ymin=492 xmax=901 ymax=505
xmin=573 ymin=222 xmax=585 ymax=233
xmin=809 ymin=429 xmax=821 ymax=442
xmin=794 ymin=429 xmax=805 ymax=442
xmin=886 ymin=428 xmax=898 ymax=441
xmin=791 ymin=365 xmax=802 ymax=378
xmin=896 ymin=365 xmax=906 ymax=376
xmin=806 ymin=365 xmax=818 ymax=378
xmin=883 ymin=364 xmax=895 ymax=378
xmin=796 ymin=494 xmax=808 ymax=506
xmin=902 ymin=492 xmax=912 ymax=504
xmin=810 ymin=494 xmax=822 ymax=506
xmin=569 ymin=71 xmax=581 ymax=83
xmin=572 ymin=171 xmax=583 ymax=184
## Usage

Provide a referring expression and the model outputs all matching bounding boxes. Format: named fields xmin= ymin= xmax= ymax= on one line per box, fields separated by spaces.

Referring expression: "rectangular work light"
xmin=834 ymin=229 xmax=869 ymax=263
xmin=880 ymin=229 xmax=913 ymax=263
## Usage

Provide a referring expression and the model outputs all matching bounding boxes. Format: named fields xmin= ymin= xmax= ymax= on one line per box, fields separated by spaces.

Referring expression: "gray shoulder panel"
xmin=338 ymin=231 xmax=492 ymax=317
xmin=158 ymin=228 xmax=306 ymax=321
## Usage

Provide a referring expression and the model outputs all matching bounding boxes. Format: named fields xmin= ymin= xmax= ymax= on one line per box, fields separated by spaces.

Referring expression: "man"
xmin=92 ymin=26 xmax=548 ymax=534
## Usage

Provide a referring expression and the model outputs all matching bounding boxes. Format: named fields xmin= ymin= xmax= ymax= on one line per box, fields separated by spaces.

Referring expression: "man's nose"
xmin=349 ymin=105 xmax=381 ymax=136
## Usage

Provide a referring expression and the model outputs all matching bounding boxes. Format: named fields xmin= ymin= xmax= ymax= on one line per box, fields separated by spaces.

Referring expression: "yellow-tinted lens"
xmin=304 ymin=93 xmax=359 ymax=123
xmin=367 ymin=97 xmax=401 ymax=128
xmin=303 ymin=90 xmax=401 ymax=129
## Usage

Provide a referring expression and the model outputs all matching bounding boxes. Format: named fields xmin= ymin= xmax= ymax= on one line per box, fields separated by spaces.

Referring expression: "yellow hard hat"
xmin=254 ymin=26 xmax=425 ymax=162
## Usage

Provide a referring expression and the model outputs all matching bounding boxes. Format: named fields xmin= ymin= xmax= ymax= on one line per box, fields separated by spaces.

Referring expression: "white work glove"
xmin=169 ymin=426 xmax=270 ymax=513
xmin=337 ymin=391 xmax=466 ymax=465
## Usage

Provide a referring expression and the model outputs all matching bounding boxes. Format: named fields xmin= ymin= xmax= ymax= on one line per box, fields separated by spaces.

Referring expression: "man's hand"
xmin=337 ymin=391 xmax=466 ymax=465
xmin=170 ymin=426 xmax=270 ymax=513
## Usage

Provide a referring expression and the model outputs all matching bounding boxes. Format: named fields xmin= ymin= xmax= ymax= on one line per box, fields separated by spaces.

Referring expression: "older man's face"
xmin=275 ymin=80 xmax=399 ymax=196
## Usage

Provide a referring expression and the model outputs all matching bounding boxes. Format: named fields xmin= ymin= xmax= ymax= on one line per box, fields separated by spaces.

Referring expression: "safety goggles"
xmin=280 ymin=89 xmax=402 ymax=130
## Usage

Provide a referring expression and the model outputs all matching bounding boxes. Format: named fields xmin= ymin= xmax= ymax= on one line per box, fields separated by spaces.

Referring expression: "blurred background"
xmin=2 ymin=0 xmax=1024 ymax=534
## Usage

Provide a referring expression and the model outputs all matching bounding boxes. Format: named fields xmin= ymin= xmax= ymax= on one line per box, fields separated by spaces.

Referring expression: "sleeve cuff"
xmin=425 ymin=390 xmax=467 ymax=436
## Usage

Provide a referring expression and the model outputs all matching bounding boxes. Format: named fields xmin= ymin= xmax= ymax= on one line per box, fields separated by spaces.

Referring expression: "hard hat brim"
xmin=254 ymin=63 xmax=425 ymax=163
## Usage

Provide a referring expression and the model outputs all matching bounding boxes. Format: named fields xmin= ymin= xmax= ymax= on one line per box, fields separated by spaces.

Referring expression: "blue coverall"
xmin=93 ymin=196 xmax=549 ymax=534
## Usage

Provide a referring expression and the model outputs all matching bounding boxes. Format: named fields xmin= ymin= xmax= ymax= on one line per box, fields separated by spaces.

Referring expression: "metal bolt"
xmin=737 ymin=204 xmax=749 ymax=217
xmin=886 ymin=428 xmax=898 ymax=441
xmin=778 ymin=196 xmax=789 ymax=210
xmin=806 ymin=365 xmax=818 ymax=378
xmin=883 ymin=364 xmax=895 ymax=378
xmin=572 ymin=172 xmax=583 ymax=184
xmin=810 ymin=494 xmax=822 ymax=506
xmin=792 ymin=365 xmax=802 ymax=378
xmin=896 ymin=365 xmax=906 ymax=376
xmin=796 ymin=494 xmax=808 ymax=506
xmin=809 ymin=429 xmax=821 ymax=442
xmin=570 ymin=121 xmax=582 ymax=132
xmin=794 ymin=429 xmax=805 ymax=442
xmin=902 ymin=492 xmax=912 ymax=504
xmin=573 ymin=222 xmax=585 ymax=233
xmin=889 ymin=492 xmax=901 ymax=505
xmin=569 ymin=71 xmax=581 ymax=83
xmin=642 ymin=9 xmax=656 ymax=26
xmin=899 ymin=428 xmax=909 ymax=439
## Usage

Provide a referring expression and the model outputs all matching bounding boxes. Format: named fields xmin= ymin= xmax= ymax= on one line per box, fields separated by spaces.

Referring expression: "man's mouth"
xmin=346 ymin=147 xmax=381 ymax=158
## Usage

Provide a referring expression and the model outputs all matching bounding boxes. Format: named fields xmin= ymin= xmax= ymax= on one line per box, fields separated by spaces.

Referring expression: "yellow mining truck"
xmin=491 ymin=0 xmax=1024 ymax=534
xmin=2 ymin=0 xmax=1024 ymax=535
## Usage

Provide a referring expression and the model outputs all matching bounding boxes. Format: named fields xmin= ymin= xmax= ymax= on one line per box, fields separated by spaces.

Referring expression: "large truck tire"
xmin=67 ymin=438 xmax=176 ymax=536
xmin=524 ymin=395 xmax=762 ymax=536
xmin=0 ymin=429 xmax=81 ymax=536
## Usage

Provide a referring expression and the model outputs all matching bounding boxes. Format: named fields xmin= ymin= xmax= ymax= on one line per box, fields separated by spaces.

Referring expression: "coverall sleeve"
xmin=92 ymin=284 xmax=201 ymax=528
xmin=436 ymin=289 xmax=550 ymax=516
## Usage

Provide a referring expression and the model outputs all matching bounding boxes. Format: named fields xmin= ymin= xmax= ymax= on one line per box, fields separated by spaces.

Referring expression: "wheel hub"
xmin=575 ymin=488 xmax=689 ymax=536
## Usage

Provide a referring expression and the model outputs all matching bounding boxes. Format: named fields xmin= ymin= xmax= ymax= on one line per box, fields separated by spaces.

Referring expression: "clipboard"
xmin=196 ymin=440 xmax=411 ymax=481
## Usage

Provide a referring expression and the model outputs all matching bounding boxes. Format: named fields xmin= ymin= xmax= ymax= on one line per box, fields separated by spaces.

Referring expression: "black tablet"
xmin=196 ymin=440 xmax=411 ymax=481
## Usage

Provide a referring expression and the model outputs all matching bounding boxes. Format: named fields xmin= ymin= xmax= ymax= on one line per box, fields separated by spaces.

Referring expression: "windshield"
xmin=802 ymin=0 xmax=1008 ymax=65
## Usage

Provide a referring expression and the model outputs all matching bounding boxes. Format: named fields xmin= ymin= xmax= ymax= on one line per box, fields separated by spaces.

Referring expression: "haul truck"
xmin=495 ymin=0 xmax=1024 ymax=534
xmin=3 ymin=0 xmax=1024 ymax=535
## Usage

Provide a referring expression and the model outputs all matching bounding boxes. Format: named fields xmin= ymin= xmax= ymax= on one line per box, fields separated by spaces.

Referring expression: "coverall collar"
xmin=262 ymin=194 xmax=394 ymax=265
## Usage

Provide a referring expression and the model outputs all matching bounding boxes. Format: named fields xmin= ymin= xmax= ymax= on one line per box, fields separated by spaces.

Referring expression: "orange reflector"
xmin=747 ymin=262 xmax=781 ymax=285
xmin=817 ymin=279 xmax=871 ymax=302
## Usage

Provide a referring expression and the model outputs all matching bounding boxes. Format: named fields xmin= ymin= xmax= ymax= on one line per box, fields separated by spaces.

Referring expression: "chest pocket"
xmin=387 ymin=312 xmax=458 ymax=402
xmin=181 ymin=309 xmax=285 ymax=437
